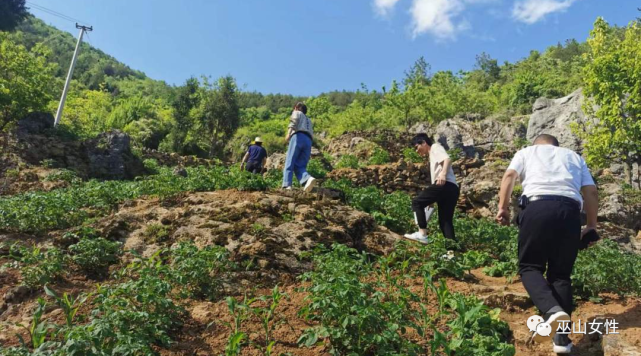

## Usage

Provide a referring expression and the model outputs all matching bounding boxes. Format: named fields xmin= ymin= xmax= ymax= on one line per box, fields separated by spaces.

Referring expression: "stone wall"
xmin=140 ymin=148 xmax=218 ymax=168
xmin=327 ymin=160 xmax=434 ymax=195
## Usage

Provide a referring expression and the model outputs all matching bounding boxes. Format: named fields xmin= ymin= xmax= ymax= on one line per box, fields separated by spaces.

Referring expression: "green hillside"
xmin=1 ymin=13 xmax=639 ymax=167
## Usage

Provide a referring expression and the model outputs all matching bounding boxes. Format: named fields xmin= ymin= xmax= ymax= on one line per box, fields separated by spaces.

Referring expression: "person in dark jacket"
xmin=240 ymin=137 xmax=267 ymax=174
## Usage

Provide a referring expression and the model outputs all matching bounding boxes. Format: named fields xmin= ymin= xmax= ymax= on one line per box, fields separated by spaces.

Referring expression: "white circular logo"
xmin=527 ymin=315 xmax=545 ymax=332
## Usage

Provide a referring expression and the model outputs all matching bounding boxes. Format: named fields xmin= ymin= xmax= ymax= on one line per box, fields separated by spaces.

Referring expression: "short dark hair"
xmin=411 ymin=133 xmax=433 ymax=147
xmin=533 ymin=134 xmax=559 ymax=147
xmin=294 ymin=102 xmax=307 ymax=114
xmin=254 ymin=141 xmax=262 ymax=146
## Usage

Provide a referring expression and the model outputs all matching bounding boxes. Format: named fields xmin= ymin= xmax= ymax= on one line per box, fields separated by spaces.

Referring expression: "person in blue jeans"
xmin=282 ymin=102 xmax=316 ymax=192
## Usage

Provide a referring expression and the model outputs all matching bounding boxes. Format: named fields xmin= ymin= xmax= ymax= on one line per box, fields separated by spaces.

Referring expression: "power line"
xmin=26 ymin=1 xmax=91 ymax=26
xmin=27 ymin=2 xmax=88 ymax=24
xmin=84 ymin=31 xmax=94 ymax=47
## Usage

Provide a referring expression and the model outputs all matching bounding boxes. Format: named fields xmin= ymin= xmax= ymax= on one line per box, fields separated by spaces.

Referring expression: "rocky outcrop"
xmin=16 ymin=112 xmax=54 ymax=136
xmin=411 ymin=117 xmax=528 ymax=158
xmin=526 ymin=88 xmax=596 ymax=152
xmin=140 ymin=148 xmax=218 ymax=168
xmin=94 ymin=190 xmax=400 ymax=277
xmin=86 ymin=131 xmax=145 ymax=180
xmin=324 ymin=130 xmax=407 ymax=162
xmin=10 ymin=126 xmax=147 ymax=181
xmin=265 ymin=153 xmax=286 ymax=171
xmin=326 ymin=161 xmax=432 ymax=195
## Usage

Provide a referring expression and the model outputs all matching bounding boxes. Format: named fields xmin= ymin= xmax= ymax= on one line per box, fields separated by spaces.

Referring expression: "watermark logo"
xmin=527 ymin=315 xmax=544 ymax=332
xmin=526 ymin=316 xmax=619 ymax=337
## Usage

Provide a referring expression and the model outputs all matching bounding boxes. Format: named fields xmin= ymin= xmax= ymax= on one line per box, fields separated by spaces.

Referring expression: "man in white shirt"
xmin=496 ymin=134 xmax=599 ymax=354
xmin=404 ymin=133 xmax=460 ymax=245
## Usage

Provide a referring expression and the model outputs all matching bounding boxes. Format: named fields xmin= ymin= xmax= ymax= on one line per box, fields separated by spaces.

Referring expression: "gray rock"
xmin=17 ymin=112 xmax=54 ymax=136
xmin=86 ymin=130 xmax=145 ymax=180
xmin=265 ymin=153 xmax=286 ymax=171
xmin=526 ymin=88 xmax=596 ymax=152
xmin=409 ymin=122 xmax=432 ymax=134
xmin=173 ymin=166 xmax=188 ymax=177
xmin=435 ymin=120 xmax=463 ymax=150
xmin=3 ymin=285 xmax=31 ymax=304
xmin=609 ymin=163 xmax=624 ymax=175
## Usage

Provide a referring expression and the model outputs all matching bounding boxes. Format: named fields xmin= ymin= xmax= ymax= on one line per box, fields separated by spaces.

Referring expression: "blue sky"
xmin=28 ymin=0 xmax=639 ymax=96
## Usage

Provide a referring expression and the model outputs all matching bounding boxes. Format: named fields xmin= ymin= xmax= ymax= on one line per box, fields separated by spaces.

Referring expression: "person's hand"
xmin=581 ymin=227 xmax=598 ymax=248
xmin=240 ymin=163 xmax=244 ymax=170
xmin=285 ymin=135 xmax=291 ymax=143
xmin=496 ymin=208 xmax=510 ymax=226
xmin=581 ymin=226 xmax=598 ymax=247
xmin=581 ymin=226 xmax=596 ymax=238
xmin=436 ymin=173 xmax=446 ymax=186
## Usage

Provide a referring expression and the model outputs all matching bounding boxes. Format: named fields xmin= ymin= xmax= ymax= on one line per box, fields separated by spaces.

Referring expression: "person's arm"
xmin=496 ymin=169 xmax=519 ymax=226
xmin=240 ymin=152 xmax=249 ymax=169
xmin=286 ymin=111 xmax=299 ymax=142
xmin=286 ymin=127 xmax=295 ymax=142
xmin=436 ymin=157 xmax=452 ymax=186
xmin=581 ymin=184 xmax=598 ymax=237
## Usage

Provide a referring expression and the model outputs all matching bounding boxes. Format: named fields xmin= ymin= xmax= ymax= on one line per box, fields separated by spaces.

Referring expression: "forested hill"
xmin=9 ymin=16 xmax=318 ymax=106
xmin=2 ymin=12 xmax=639 ymax=169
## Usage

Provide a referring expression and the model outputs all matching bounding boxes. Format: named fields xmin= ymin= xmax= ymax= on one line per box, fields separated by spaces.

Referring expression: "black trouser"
xmin=517 ymin=200 xmax=580 ymax=315
xmin=245 ymin=161 xmax=262 ymax=174
xmin=411 ymin=182 xmax=460 ymax=240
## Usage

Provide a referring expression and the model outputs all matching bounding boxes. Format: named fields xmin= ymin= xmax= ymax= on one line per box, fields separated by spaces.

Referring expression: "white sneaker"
xmin=552 ymin=334 xmax=573 ymax=354
xmin=303 ymin=177 xmax=317 ymax=192
xmin=552 ymin=341 xmax=573 ymax=354
xmin=283 ymin=186 xmax=292 ymax=190
xmin=403 ymin=231 xmax=429 ymax=244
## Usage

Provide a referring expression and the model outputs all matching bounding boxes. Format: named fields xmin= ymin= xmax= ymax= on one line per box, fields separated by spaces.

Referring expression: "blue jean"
xmin=282 ymin=132 xmax=313 ymax=187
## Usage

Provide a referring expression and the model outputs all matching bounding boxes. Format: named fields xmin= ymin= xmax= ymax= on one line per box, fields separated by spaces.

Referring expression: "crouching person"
xmin=404 ymin=133 xmax=460 ymax=246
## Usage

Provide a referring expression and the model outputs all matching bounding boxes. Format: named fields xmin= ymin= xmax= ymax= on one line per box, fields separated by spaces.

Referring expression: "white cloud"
xmin=373 ymin=0 xmax=501 ymax=40
xmin=512 ymin=0 xmax=577 ymax=24
xmin=410 ymin=0 xmax=467 ymax=40
xmin=373 ymin=0 xmax=402 ymax=17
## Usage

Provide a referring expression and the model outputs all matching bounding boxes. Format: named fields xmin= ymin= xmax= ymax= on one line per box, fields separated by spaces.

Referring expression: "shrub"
xmin=69 ymin=238 xmax=122 ymax=276
xmin=8 ymin=245 xmax=67 ymax=288
xmin=572 ymin=239 xmax=641 ymax=300
xmin=298 ymin=244 xmax=421 ymax=355
xmin=143 ymin=224 xmax=171 ymax=243
xmin=367 ymin=147 xmax=391 ymax=165
xmin=169 ymin=242 xmax=234 ymax=299
xmin=307 ymin=158 xmax=328 ymax=179
xmin=335 ymin=154 xmax=360 ymax=169
xmin=402 ymin=148 xmax=423 ymax=163
xmin=43 ymin=169 xmax=80 ymax=183
xmin=143 ymin=158 xmax=161 ymax=174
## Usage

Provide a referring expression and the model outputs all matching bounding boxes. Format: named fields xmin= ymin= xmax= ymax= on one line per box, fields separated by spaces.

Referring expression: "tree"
xmin=0 ymin=33 xmax=56 ymax=131
xmin=306 ymin=96 xmax=335 ymax=132
xmin=581 ymin=18 xmax=641 ymax=178
xmin=474 ymin=52 xmax=500 ymax=84
xmin=384 ymin=80 xmax=427 ymax=129
xmin=404 ymin=57 xmax=431 ymax=87
xmin=166 ymin=77 xmax=199 ymax=153
xmin=56 ymin=88 xmax=113 ymax=137
xmin=0 ymin=0 xmax=28 ymax=31
xmin=192 ymin=76 xmax=240 ymax=158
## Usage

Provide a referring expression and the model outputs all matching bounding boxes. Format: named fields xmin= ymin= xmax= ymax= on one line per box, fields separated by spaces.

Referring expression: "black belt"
xmin=519 ymin=195 xmax=580 ymax=209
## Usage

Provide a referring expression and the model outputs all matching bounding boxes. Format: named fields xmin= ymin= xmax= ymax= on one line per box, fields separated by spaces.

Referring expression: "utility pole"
xmin=54 ymin=23 xmax=93 ymax=126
